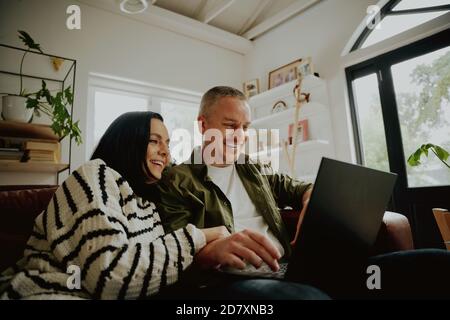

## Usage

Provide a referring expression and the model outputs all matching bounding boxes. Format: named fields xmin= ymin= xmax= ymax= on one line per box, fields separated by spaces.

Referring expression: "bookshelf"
xmin=0 ymin=162 xmax=68 ymax=173
xmin=0 ymin=43 xmax=76 ymax=185
xmin=248 ymin=75 xmax=335 ymax=181
xmin=0 ymin=121 xmax=68 ymax=179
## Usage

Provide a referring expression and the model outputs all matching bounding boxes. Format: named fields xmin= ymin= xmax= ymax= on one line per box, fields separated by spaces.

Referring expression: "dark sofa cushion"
xmin=0 ymin=185 xmax=57 ymax=272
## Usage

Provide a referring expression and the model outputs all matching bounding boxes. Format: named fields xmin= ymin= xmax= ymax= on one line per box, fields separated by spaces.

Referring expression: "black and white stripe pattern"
xmin=0 ymin=159 xmax=205 ymax=300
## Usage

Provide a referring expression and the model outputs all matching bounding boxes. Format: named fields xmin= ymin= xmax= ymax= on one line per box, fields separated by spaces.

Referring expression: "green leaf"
xmin=433 ymin=145 xmax=449 ymax=162
xmin=18 ymin=30 xmax=43 ymax=53
xmin=26 ymin=98 xmax=38 ymax=109
xmin=408 ymin=143 xmax=450 ymax=169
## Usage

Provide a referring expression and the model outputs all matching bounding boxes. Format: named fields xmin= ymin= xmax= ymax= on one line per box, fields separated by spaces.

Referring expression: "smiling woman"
xmin=0 ymin=111 xmax=230 ymax=300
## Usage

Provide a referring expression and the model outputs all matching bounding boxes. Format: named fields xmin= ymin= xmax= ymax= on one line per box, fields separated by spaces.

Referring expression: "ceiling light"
xmin=120 ymin=0 xmax=148 ymax=14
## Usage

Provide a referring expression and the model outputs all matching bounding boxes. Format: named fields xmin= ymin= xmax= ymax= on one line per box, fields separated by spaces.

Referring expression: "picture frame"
xmin=243 ymin=79 xmax=260 ymax=98
xmin=297 ymin=57 xmax=314 ymax=78
xmin=268 ymin=59 xmax=302 ymax=89
xmin=288 ymin=119 xmax=309 ymax=145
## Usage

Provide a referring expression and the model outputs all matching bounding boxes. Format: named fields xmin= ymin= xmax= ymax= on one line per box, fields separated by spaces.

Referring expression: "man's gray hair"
xmin=198 ymin=86 xmax=247 ymax=118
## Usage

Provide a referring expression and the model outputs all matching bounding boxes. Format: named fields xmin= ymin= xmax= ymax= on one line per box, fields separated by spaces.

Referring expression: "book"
xmin=25 ymin=140 xmax=59 ymax=151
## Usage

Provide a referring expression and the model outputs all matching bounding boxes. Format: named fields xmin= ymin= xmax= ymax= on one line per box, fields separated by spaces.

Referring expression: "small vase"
xmin=1 ymin=95 xmax=33 ymax=123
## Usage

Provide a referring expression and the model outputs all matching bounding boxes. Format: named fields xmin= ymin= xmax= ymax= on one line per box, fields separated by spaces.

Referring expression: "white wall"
xmin=0 ymin=0 xmax=244 ymax=184
xmin=243 ymin=0 xmax=377 ymax=163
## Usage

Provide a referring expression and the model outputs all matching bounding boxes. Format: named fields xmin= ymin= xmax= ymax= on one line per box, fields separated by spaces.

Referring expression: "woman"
xmin=0 ymin=112 xmax=225 ymax=300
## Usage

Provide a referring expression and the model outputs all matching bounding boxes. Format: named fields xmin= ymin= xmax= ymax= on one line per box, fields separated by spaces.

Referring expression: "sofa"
xmin=0 ymin=185 xmax=415 ymax=273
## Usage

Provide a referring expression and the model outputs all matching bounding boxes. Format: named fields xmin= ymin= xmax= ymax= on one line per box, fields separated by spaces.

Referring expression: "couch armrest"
xmin=280 ymin=210 xmax=414 ymax=255
xmin=371 ymin=211 xmax=414 ymax=255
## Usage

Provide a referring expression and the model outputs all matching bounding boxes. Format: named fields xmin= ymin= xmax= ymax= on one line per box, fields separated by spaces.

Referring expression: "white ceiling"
xmin=78 ymin=0 xmax=322 ymax=54
xmin=154 ymin=0 xmax=299 ymax=36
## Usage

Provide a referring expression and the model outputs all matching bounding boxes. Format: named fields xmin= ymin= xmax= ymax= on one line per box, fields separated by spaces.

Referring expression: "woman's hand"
xmin=201 ymin=226 xmax=230 ymax=243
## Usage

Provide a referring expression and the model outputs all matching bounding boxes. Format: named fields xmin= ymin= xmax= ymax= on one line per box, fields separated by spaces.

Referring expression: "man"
xmin=156 ymin=86 xmax=450 ymax=300
xmin=157 ymin=86 xmax=311 ymax=272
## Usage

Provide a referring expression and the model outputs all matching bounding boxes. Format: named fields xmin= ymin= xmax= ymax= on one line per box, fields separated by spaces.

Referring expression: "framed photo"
xmin=243 ymin=79 xmax=260 ymax=98
xmin=268 ymin=59 xmax=302 ymax=89
xmin=288 ymin=119 xmax=309 ymax=145
xmin=297 ymin=57 xmax=314 ymax=78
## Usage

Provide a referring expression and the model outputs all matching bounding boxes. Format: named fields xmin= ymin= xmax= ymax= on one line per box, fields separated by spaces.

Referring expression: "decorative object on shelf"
xmin=271 ymin=100 xmax=288 ymax=114
xmin=0 ymin=30 xmax=82 ymax=145
xmin=243 ymin=79 xmax=260 ymax=98
xmin=288 ymin=119 xmax=309 ymax=145
xmin=281 ymin=74 xmax=309 ymax=176
xmin=297 ymin=57 xmax=314 ymax=78
xmin=268 ymin=59 xmax=302 ymax=89
xmin=51 ymin=57 xmax=64 ymax=71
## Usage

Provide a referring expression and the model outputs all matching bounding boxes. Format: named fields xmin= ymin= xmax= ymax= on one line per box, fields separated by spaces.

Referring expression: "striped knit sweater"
xmin=0 ymin=159 xmax=206 ymax=300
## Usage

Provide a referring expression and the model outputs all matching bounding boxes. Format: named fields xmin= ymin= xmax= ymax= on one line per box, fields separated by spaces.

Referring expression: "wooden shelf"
xmin=249 ymin=75 xmax=325 ymax=105
xmin=251 ymin=102 xmax=328 ymax=127
xmin=0 ymin=120 xmax=59 ymax=141
xmin=0 ymin=161 xmax=68 ymax=173
xmin=248 ymin=140 xmax=330 ymax=157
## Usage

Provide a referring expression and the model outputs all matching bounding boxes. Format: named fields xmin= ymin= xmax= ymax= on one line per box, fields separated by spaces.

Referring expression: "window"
xmin=345 ymin=20 xmax=450 ymax=248
xmin=391 ymin=46 xmax=450 ymax=187
xmin=352 ymin=0 xmax=449 ymax=51
xmin=87 ymin=74 xmax=201 ymax=163
xmin=159 ymin=100 xmax=200 ymax=164
xmin=351 ymin=74 xmax=389 ymax=172
xmin=93 ymin=90 xmax=149 ymax=148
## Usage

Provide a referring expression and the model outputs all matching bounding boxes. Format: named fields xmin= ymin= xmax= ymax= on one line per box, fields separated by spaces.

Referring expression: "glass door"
xmin=347 ymin=29 xmax=450 ymax=248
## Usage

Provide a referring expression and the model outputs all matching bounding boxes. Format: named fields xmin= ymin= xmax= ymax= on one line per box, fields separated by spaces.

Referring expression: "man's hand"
xmin=291 ymin=187 xmax=313 ymax=246
xmin=195 ymin=229 xmax=281 ymax=271
xmin=291 ymin=199 xmax=309 ymax=245
xmin=201 ymin=226 xmax=230 ymax=243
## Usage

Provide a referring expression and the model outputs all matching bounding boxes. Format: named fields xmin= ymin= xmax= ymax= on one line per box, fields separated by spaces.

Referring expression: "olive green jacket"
xmin=155 ymin=148 xmax=312 ymax=256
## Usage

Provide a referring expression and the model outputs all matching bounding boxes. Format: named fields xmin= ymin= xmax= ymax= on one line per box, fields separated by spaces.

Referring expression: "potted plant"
xmin=408 ymin=143 xmax=450 ymax=169
xmin=1 ymin=30 xmax=82 ymax=145
xmin=26 ymin=80 xmax=82 ymax=145
xmin=1 ymin=31 xmax=42 ymax=122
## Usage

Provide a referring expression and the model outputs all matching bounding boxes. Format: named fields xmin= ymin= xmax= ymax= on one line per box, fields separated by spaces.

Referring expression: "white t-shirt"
xmin=206 ymin=164 xmax=285 ymax=257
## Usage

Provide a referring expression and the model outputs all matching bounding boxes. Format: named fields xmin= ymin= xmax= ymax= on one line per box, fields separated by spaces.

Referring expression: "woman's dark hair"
xmin=91 ymin=111 xmax=164 ymax=195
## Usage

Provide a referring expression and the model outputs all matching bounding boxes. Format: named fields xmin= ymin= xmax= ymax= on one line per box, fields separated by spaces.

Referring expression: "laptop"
xmin=219 ymin=157 xmax=398 ymax=284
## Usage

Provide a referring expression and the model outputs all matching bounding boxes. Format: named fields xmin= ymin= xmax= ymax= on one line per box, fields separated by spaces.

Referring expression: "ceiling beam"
xmin=238 ymin=0 xmax=273 ymax=36
xmin=198 ymin=0 xmax=236 ymax=24
xmin=192 ymin=0 xmax=208 ymax=18
xmin=77 ymin=0 xmax=252 ymax=55
xmin=243 ymin=0 xmax=322 ymax=40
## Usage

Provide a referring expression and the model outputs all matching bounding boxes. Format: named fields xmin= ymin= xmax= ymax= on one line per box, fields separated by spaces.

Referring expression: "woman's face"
xmin=145 ymin=118 xmax=170 ymax=183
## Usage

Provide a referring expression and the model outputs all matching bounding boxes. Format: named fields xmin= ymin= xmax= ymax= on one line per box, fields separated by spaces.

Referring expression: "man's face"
xmin=199 ymin=96 xmax=251 ymax=167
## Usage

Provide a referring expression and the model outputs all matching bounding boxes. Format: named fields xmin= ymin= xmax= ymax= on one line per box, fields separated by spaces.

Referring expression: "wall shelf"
xmin=250 ymin=75 xmax=326 ymax=105
xmin=249 ymin=139 xmax=329 ymax=158
xmin=247 ymin=73 xmax=334 ymax=180
xmin=251 ymin=102 xmax=328 ymax=127
xmin=0 ymin=161 xmax=68 ymax=173
xmin=0 ymin=43 xmax=76 ymax=185
xmin=0 ymin=121 xmax=59 ymax=141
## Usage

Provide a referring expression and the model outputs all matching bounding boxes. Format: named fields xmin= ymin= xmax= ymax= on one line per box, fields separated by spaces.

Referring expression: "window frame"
xmin=346 ymin=28 xmax=450 ymax=189
xmin=350 ymin=0 xmax=450 ymax=52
